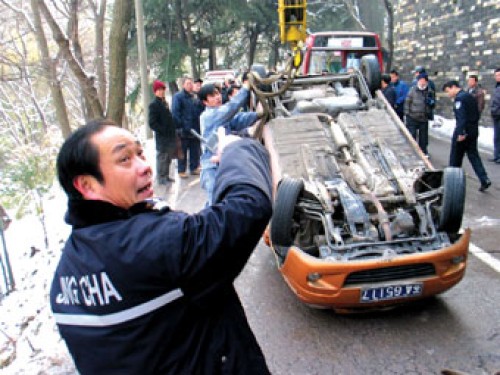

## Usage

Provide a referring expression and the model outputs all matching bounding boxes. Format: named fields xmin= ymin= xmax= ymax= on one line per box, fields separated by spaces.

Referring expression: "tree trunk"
xmin=67 ymin=0 xmax=94 ymax=121
xmin=38 ymin=0 xmax=104 ymax=119
xmin=30 ymin=0 xmax=71 ymax=139
xmin=90 ymin=0 xmax=108 ymax=108
xmin=106 ymin=0 xmax=133 ymax=125
xmin=209 ymin=32 xmax=217 ymax=69
xmin=343 ymin=0 xmax=366 ymax=30
xmin=67 ymin=0 xmax=84 ymax=67
xmin=184 ymin=17 xmax=199 ymax=79
xmin=384 ymin=0 xmax=394 ymax=72
xmin=247 ymin=26 xmax=259 ymax=69
xmin=269 ymin=38 xmax=281 ymax=71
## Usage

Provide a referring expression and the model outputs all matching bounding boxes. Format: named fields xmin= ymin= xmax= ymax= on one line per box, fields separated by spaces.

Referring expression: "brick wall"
xmin=393 ymin=0 xmax=500 ymax=125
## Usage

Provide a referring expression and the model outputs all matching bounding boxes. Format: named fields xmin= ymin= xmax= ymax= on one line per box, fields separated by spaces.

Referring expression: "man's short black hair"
xmin=469 ymin=75 xmax=478 ymax=82
xmin=389 ymin=69 xmax=399 ymax=76
xmin=198 ymin=84 xmax=218 ymax=102
xmin=442 ymin=80 xmax=460 ymax=91
xmin=381 ymin=74 xmax=391 ymax=85
xmin=495 ymin=68 xmax=500 ymax=73
xmin=57 ymin=119 xmax=117 ymax=200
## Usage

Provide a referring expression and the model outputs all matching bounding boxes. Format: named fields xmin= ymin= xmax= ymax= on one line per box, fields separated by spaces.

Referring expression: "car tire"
xmin=438 ymin=167 xmax=466 ymax=233
xmin=270 ymin=178 xmax=304 ymax=257
xmin=360 ymin=54 xmax=381 ymax=94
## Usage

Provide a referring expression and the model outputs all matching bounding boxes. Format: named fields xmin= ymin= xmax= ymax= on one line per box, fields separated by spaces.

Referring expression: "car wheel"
xmin=438 ymin=167 xmax=466 ymax=233
xmin=270 ymin=178 xmax=304 ymax=257
xmin=360 ymin=54 xmax=381 ymax=94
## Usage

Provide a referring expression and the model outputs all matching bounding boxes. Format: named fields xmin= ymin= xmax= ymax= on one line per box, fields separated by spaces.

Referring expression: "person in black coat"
xmin=51 ymin=119 xmax=272 ymax=374
xmin=148 ymin=80 xmax=176 ymax=184
xmin=443 ymin=80 xmax=491 ymax=191
xmin=381 ymin=74 xmax=396 ymax=110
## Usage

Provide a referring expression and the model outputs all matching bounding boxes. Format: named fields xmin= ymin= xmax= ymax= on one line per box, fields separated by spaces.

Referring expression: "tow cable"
xmin=247 ymin=51 xmax=302 ymax=141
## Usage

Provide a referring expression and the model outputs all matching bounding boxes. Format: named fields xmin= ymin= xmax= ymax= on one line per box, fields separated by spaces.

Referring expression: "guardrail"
xmin=0 ymin=208 xmax=15 ymax=298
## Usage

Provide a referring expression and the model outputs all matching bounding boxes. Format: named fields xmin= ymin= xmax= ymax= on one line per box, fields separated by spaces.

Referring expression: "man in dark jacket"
xmin=411 ymin=67 xmax=436 ymax=121
xmin=443 ymin=81 xmax=491 ymax=191
xmin=148 ymin=80 xmax=176 ymax=184
xmin=50 ymin=119 xmax=272 ymax=374
xmin=490 ymin=68 xmax=500 ymax=163
xmin=404 ymin=72 xmax=435 ymax=156
xmin=381 ymin=74 xmax=396 ymax=110
xmin=466 ymin=75 xmax=486 ymax=116
xmin=172 ymin=76 xmax=203 ymax=178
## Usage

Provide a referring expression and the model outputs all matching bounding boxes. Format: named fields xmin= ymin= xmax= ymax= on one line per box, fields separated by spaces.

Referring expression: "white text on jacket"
xmin=55 ymin=272 xmax=123 ymax=306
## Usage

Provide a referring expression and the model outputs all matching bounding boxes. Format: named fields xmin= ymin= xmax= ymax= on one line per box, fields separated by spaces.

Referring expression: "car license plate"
xmin=360 ymin=283 xmax=423 ymax=303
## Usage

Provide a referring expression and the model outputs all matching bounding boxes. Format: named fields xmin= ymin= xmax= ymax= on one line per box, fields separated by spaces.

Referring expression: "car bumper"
xmin=277 ymin=229 xmax=471 ymax=311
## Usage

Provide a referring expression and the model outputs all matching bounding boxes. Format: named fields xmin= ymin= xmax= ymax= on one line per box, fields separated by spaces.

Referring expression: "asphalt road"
xmin=160 ymin=134 xmax=500 ymax=375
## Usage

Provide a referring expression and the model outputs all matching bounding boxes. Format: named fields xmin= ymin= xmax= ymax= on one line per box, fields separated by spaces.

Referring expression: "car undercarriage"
xmin=257 ymin=56 xmax=469 ymax=310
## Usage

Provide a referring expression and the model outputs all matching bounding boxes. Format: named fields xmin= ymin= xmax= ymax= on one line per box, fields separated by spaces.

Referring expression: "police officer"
xmin=50 ymin=119 xmax=272 ymax=374
xmin=443 ymin=81 xmax=491 ymax=191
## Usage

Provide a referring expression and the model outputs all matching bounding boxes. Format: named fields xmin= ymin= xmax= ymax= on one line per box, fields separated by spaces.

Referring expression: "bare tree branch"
xmin=342 ymin=0 xmax=366 ymax=30
xmin=30 ymin=0 xmax=72 ymax=138
xmin=37 ymin=0 xmax=104 ymax=119
xmin=384 ymin=0 xmax=394 ymax=72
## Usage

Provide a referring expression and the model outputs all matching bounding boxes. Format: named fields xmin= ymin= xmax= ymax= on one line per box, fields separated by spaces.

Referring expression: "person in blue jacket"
xmin=172 ymin=76 xmax=203 ymax=178
xmin=198 ymin=81 xmax=262 ymax=205
xmin=443 ymin=80 xmax=491 ymax=192
xmin=390 ymin=69 xmax=409 ymax=122
xmin=50 ymin=119 xmax=272 ymax=374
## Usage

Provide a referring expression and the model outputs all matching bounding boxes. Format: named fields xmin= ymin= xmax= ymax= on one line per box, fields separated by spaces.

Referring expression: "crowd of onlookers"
xmin=148 ymin=72 xmax=261 ymax=203
xmin=148 ymin=64 xmax=500 ymax=197
xmin=381 ymin=66 xmax=500 ymax=192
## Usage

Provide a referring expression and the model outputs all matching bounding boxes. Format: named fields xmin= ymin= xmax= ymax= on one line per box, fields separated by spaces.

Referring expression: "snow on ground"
xmin=0 ymin=120 xmax=495 ymax=374
xmin=431 ymin=115 xmax=494 ymax=155
xmin=0 ymin=185 xmax=75 ymax=374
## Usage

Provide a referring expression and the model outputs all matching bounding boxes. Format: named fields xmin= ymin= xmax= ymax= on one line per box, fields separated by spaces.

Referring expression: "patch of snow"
xmin=430 ymin=115 xmax=494 ymax=154
xmin=1 ymin=185 xmax=75 ymax=374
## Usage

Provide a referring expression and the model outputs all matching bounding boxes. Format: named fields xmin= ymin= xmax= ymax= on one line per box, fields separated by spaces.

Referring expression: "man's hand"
xmin=210 ymin=127 xmax=242 ymax=163
xmin=457 ymin=134 xmax=467 ymax=142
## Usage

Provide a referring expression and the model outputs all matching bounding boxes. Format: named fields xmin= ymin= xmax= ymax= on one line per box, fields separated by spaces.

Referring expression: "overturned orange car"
xmin=260 ymin=56 xmax=470 ymax=312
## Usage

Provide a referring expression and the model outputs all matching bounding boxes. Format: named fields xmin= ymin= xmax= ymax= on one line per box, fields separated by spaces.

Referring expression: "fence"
xmin=0 ymin=206 xmax=15 ymax=298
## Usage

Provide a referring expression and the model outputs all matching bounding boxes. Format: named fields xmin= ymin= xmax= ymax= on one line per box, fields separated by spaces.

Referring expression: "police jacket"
xmin=172 ymin=89 xmax=203 ymax=138
xmin=50 ymin=139 xmax=273 ymax=375
xmin=491 ymin=83 xmax=500 ymax=120
xmin=148 ymin=96 xmax=176 ymax=152
xmin=453 ymin=90 xmax=480 ymax=138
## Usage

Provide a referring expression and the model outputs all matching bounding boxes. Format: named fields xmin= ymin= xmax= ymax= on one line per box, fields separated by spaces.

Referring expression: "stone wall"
xmin=393 ymin=0 xmax=500 ymax=125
